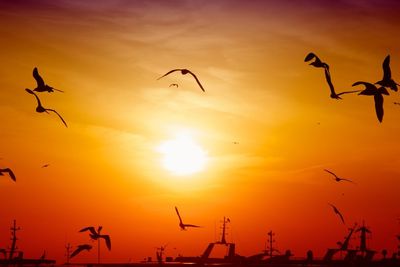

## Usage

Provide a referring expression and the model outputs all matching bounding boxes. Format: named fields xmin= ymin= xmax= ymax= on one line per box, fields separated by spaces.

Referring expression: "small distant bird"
xmin=233 ymin=142 xmax=239 ymax=145
xmin=169 ymin=83 xmax=179 ymax=88
xmin=70 ymin=244 xmax=92 ymax=258
xmin=324 ymin=68 xmax=360 ymax=99
xmin=304 ymin=53 xmax=329 ymax=69
xmin=32 ymin=67 xmax=63 ymax=93
xmin=324 ymin=169 xmax=355 ymax=184
xmin=394 ymin=102 xmax=400 ymax=105
xmin=376 ymin=55 xmax=398 ymax=92
xmin=353 ymin=81 xmax=389 ymax=123
xmin=328 ymin=203 xmax=345 ymax=225
xmin=158 ymin=69 xmax=205 ymax=92
xmin=79 ymin=226 xmax=111 ymax=251
xmin=175 ymin=206 xmax=201 ymax=230
xmin=42 ymin=164 xmax=50 ymax=168
xmin=0 ymin=168 xmax=16 ymax=182
xmin=25 ymin=89 xmax=68 ymax=127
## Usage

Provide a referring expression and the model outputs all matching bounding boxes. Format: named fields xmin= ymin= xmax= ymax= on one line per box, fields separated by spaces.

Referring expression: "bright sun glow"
xmin=158 ymin=133 xmax=207 ymax=175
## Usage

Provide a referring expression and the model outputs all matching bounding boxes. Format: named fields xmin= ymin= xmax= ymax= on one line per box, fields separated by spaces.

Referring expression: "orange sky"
xmin=1 ymin=0 xmax=400 ymax=263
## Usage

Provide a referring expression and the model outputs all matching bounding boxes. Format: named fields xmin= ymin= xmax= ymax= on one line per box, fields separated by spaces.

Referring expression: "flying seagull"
xmin=25 ymin=89 xmax=68 ymax=127
xmin=0 ymin=168 xmax=16 ymax=182
xmin=158 ymin=69 xmax=205 ymax=92
xmin=304 ymin=52 xmax=329 ymax=69
xmin=32 ymin=67 xmax=64 ymax=93
xmin=70 ymin=244 xmax=92 ymax=258
xmin=324 ymin=169 xmax=355 ymax=184
xmin=79 ymin=226 xmax=111 ymax=251
xmin=328 ymin=203 xmax=345 ymax=225
xmin=376 ymin=55 xmax=398 ymax=92
xmin=175 ymin=206 xmax=201 ymax=230
xmin=323 ymin=68 xmax=360 ymax=99
xmin=169 ymin=83 xmax=179 ymax=88
xmin=42 ymin=164 xmax=50 ymax=168
xmin=352 ymin=81 xmax=389 ymax=123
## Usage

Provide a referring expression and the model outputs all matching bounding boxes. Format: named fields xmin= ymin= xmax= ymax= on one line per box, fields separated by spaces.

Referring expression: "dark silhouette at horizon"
xmin=158 ymin=69 xmax=205 ymax=92
xmin=0 ymin=168 xmax=16 ymax=182
xmin=175 ymin=206 xmax=201 ymax=230
xmin=70 ymin=244 xmax=92 ymax=258
xmin=376 ymin=55 xmax=399 ymax=92
xmin=305 ymin=53 xmax=360 ymax=99
xmin=324 ymin=169 xmax=356 ymax=184
xmin=352 ymin=81 xmax=389 ymax=123
xmin=328 ymin=203 xmax=345 ymax=225
xmin=25 ymin=89 xmax=68 ymax=127
xmin=32 ymin=67 xmax=64 ymax=93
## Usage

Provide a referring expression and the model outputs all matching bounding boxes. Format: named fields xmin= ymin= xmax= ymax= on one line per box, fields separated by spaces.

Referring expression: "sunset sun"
xmin=158 ymin=133 xmax=207 ymax=176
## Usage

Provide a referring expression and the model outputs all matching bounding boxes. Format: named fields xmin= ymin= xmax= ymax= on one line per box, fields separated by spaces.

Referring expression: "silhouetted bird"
xmin=42 ymin=164 xmax=49 ymax=168
xmin=324 ymin=169 xmax=355 ymax=184
xmin=0 ymin=168 xmax=16 ymax=182
xmin=304 ymin=53 xmax=329 ymax=69
xmin=70 ymin=244 xmax=92 ymax=258
xmin=353 ymin=82 xmax=389 ymax=123
xmin=376 ymin=55 xmax=398 ymax=92
xmin=324 ymin=68 xmax=360 ymax=99
xmin=25 ymin=89 xmax=67 ymax=127
xmin=328 ymin=203 xmax=345 ymax=225
xmin=158 ymin=69 xmax=205 ymax=92
xmin=79 ymin=226 xmax=111 ymax=250
xmin=32 ymin=67 xmax=63 ymax=93
xmin=233 ymin=142 xmax=239 ymax=145
xmin=394 ymin=102 xmax=400 ymax=105
xmin=169 ymin=83 xmax=179 ymax=88
xmin=175 ymin=206 xmax=200 ymax=230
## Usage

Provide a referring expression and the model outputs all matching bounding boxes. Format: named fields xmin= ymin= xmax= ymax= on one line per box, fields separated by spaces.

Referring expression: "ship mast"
xmin=9 ymin=219 xmax=21 ymax=260
xmin=65 ymin=243 xmax=72 ymax=264
xmin=266 ymin=230 xmax=276 ymax=258
xmin=219 ymin=217 xmax=229 ymax=244
xmin=356 ymin=221 xmax=371 ymax=256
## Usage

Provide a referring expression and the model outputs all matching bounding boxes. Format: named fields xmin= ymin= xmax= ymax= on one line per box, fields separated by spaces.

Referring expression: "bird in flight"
xmin=175 ymin=206 xmax=201 ymax=230
xmin=169 ymin=83 xmax=179 ymax=88
xmin=352 ymin=81 xmax=389 ymax=123
xmin=32 ymin=67 xmax=64 ymax=93
xmin=324 ymin=169 xmax=355 ymax=184
xmin=323 ymin=68 xmax=360 ymax=99
xmin=79 ymin=226 xmax=111 ymax=251
xmin=0 ymin=168 xmax=16 ymax=182
xmin=376 ymin=55 xmax=398 ymax=92
xmin=70 ymin=244 xmax=92 ymax=258
xmin=25 ymin=89 xmax=68 ymax=127
xmin=328 ymin=203 xmax=345 ymax=225
xmin=42 ymin=164 xmax=50 ymax=168
xmin=304 ymin=52 xmax=329 ymax=69
xmin=158 ymin=69 xmax=205 ymax=92
xmin=394 ymin=102 xmax=400 ymax=105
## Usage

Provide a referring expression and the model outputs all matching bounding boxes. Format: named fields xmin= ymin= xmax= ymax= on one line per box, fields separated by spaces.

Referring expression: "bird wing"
xmin=25 ymin=88 xmax=43 ymax=107
xmin=336 ymin=90 xmax=361 ymax=96
xmin=340 ymin=178 xmax=356 ymax=184
xmin=382 ymin=55 xmax=391 ymax=80
xmin=175 ymin=207 xmax=183 ymax=224
xmin=70 ymin=245 xmax=92 ymax=258
xmin=352 ymin=81 xmax=377 ymax=95
xmin=187 ymin=70 xmax=205 ymax=92
xmin=374 ymin=93 xmax=384 ymax=123
xmin=46 ymin=108 xmax=68 ymax=127
xmin=323 ymin=68 xmax=336 ymax=96
xmin=4 ymin=168 xmax=16 ymax=182
xmin=335 ymin=207 xmax=345 ymax=224
xmin=101 ymin=235 xmax=112 ymax=251
xmin=324 ymin=169 xmax=338 ymax=179
xmin=182 ymin=224 xmax=200 ymax=228
xmin=157 ymin=69 xmax=181 ymax=80
xmin=304 ymin=53 xmax=317 ymax=62
xmin=79 ymin=226 xmax=97 ymax=235
xmin=33 ymin=68 xmax=45 ymax=87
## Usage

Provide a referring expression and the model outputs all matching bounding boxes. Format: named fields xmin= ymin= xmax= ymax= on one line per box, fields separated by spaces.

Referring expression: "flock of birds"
xmin=0 ymin=53 xmax=395 ymax=259
xmin=305 ymin=53 xmax=399 ymax=122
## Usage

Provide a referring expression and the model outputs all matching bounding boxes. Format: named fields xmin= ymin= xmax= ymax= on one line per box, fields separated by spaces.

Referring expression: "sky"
xmin=1 ymin=0 xmax=400 ymax=263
